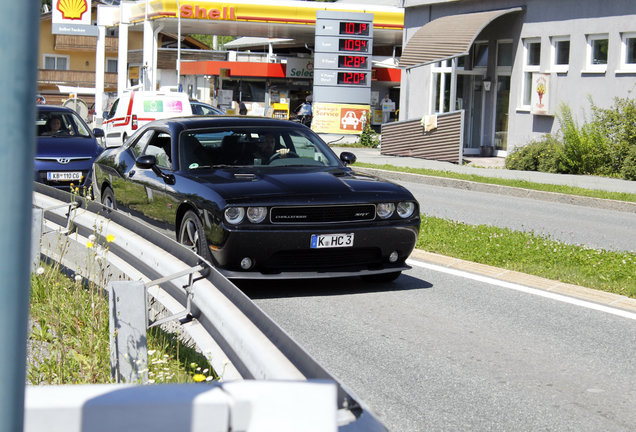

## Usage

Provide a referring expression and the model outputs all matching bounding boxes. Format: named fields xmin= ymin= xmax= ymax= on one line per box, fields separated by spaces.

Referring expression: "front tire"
xmin=361 ymin=271 xmax=401 ymax=283
xmin=179 ymin=210 xmax=210 ymax=261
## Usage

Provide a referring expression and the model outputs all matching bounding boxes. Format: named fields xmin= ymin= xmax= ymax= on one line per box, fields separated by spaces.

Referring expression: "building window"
xmin=497 ymin=41 xmax=513 ymax=67
xmin=585 ymin=34 xmax=608 ymax=72
xmin=526 ymin=40 xmax=541 ymax=66
xmin=472 ymin=42 xmax=489 ymax=68
xmin=431 ymin=60 xmax=452 ymax=114
xmin=521 ymin=38 xmax=541 ymax=107
xmin=106 ymin=58 xmax=118 ymax=73
xmin=43 ymin=55 xmax=68 ymax=70
xmin=619 ymin=32 xmax=636 ymax=72
xmin=550 ymin=36 xmax=570 ymax=73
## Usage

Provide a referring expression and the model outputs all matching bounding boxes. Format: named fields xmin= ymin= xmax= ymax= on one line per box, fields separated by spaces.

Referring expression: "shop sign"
xmin=52 ymin=0 xmax=98 ymax=36
xmin=531 ymin=73 xmax=551 ymax=116
xmin=180 ymin=5 xmax=235 ymax=20
xmin=286 ymin=58 xmax=314 ymax=79
xmin=311 ymin=102 xmax=370 ymax=135
xmin=128 ymin=66 xmax=139 ymax=80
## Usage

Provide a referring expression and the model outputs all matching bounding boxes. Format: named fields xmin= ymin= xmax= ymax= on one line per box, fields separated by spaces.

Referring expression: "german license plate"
xmin=47 ymin=171 xmax=82 ymax=181
xmin=310 ymin=233 xmax=354 ymax=248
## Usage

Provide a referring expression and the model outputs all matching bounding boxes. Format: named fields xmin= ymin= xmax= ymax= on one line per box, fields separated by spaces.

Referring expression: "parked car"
xmin=35 ymin=105 xmax=105 ymax=192
xmin=102 ymin=91 xmax=192 ymax=147
xmin=190 ymin=100 xmax=225 ymax=116
xmin=92 ymin=117 xmax=420 ymax=281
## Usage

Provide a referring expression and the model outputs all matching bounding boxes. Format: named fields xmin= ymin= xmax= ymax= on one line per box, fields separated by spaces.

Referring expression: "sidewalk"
xmin=327 ymin=144 xmax=636 ymax=195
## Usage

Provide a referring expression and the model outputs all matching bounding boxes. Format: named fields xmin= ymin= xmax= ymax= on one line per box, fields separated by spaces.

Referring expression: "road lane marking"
xmin=407 ymin=259 xmax=636 ymax=321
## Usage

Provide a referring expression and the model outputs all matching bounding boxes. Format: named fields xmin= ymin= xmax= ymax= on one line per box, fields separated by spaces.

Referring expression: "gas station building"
xmin=97 ymin=0 xmax=404 ymax=126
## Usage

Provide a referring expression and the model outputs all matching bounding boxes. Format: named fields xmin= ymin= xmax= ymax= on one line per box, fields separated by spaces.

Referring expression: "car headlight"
xmin=376 ymin=202 xmax=395 ymax=219
xmin=224 ymin=207 xmax=245 ymax=224
xmin=247 ymin=206 xmax=267 ymax=223
xmin=397 ymin=201 xmax=416 ymax=218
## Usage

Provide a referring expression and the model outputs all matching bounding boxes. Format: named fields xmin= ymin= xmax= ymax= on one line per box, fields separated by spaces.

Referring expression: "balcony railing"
xmin=54 ymin=34 xmax=118 ymax=52
xmin=38 ymin=69 xmax=118 ymax=88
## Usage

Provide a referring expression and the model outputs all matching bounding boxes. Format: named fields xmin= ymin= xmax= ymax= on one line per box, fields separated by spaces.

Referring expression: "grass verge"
xmin=356 ymin=162 xmax=636 ymax=203
xmin=418 ymin=216 xmax=636 ymax=298
xmin=28 ymin=262 xmax=216 ymax=385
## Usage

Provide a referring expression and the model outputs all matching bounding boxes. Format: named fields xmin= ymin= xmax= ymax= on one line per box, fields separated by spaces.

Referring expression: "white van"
xmin=102 ymin=91 xmax=192 ymax=147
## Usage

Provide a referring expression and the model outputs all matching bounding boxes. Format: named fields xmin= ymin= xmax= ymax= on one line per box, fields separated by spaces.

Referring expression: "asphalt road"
xmin=240 ymin=263 xmax=636 ymax=432
xmin=398 ymin=180 xmax=636 ymax=253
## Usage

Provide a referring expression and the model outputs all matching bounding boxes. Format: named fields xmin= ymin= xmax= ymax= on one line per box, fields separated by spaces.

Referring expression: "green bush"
xmin=505 ymin=135 xmax=562 ymax=173
xmin=621 ymin=145 xmax=636 ymax=180
xmin=591 ymin=97 xmax=636 ymax=176
xmin=507 ymin=98 xmax=636 ymax=179
xmin=557 ymin=104 xmax=612 ymax=175
xmin=356 ymin=113 xmax=380 ymax=148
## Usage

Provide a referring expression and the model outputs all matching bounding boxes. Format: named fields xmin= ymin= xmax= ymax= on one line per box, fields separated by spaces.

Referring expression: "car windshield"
xmin=179 ymin=126 xmax=341 ymax=170
xmin=36 ymin=110 xmax=91 ymax=138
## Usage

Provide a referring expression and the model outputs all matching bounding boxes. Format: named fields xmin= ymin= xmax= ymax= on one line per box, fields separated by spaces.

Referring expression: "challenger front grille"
xmin=270 ymin=204 xmax=376 ymax=224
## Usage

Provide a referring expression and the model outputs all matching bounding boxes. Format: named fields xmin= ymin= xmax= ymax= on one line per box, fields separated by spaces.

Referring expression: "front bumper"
xmin=209 ymin=220 xmax=419 ymax=279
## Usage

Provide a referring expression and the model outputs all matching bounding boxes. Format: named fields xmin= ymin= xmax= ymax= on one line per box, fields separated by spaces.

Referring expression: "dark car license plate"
xmin=310 ymin=233 xmax=354 ymax=248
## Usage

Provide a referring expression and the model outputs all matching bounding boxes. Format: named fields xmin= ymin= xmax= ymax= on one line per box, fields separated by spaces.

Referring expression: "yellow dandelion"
xmin=86 ymin=241 xmax=93 ymax=248
xmin=106 ymin=234 xmax=115 ymax=243
xmin=193 ymin=374 xmax=206 ymax=382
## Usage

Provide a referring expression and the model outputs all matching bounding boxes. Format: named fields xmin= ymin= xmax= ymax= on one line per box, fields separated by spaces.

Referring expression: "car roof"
xmin=151 ymin=116 xmax=308 ymax=130
xmin=37 ymin=105 xmax=76 ymax=113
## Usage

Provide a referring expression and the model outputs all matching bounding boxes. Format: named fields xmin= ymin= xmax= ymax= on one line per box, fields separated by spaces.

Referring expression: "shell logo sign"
xmin=56 ymin=0 xmax=88 ymax=21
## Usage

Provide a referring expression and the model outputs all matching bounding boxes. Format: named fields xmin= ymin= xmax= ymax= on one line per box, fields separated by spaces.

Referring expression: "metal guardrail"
xmin=28 ymin=182 xmax=387 ymax=432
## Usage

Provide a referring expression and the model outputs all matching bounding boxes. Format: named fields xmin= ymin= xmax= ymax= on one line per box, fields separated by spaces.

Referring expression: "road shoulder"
xmin=410 ymin=249 xmax=636 ymax=314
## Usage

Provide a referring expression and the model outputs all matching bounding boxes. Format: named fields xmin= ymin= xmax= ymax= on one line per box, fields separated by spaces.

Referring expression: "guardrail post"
xmin=0 ymin=2 xmax=39 ymax=432
xmin=31 ymin=209 xmax=43 ymax=272
xmin=109 ymin=281 xmax=148 ymax=383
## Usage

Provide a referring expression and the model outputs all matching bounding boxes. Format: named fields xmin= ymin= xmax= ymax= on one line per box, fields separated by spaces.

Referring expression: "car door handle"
xmin=129 ymin=170 xmax=135 ymax=177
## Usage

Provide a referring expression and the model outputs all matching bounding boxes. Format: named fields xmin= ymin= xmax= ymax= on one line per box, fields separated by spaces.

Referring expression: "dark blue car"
xmin=35 ymin=105 xmax=105 ymax=192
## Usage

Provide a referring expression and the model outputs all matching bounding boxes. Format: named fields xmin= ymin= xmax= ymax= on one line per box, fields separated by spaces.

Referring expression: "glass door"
xmin=465 ymin=75 xmax=484 ymax=149
xmin=494 ymin=75 xmax=511 ymax=151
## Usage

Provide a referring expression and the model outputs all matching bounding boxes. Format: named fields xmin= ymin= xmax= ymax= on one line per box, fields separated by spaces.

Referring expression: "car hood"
xmin=36 ymin=136 xmax=102 ymax=158
xmin=187 ymin=167 xmax=414 ymax=203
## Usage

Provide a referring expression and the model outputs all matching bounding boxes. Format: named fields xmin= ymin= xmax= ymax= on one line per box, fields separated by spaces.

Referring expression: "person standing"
xmin=381 ymin=94 xmax=394 ymax=123
xmin=239 ymin=101 xmax=247 ymax=115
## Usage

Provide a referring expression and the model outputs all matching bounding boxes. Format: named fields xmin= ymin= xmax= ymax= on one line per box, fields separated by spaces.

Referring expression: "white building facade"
xmin=398 ymin=0 xmax=636 ymax=156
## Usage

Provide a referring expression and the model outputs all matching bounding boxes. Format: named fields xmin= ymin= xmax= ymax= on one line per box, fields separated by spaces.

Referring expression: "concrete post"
xmin=118 ymin=3 xmax=130 ymax=96
xmin=95 ymin=10 xmax=106 ymax=127
xmin=0 ymin=2 xmax=39 ymax=431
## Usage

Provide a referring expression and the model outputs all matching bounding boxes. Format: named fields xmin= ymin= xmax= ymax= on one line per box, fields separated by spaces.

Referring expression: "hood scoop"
xmin=234 ymin=173 xmax=258 ymax=181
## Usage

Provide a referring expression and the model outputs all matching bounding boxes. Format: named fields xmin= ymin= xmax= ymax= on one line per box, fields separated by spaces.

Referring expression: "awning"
xmin=399 ymin=7 xmax=523 ymax=68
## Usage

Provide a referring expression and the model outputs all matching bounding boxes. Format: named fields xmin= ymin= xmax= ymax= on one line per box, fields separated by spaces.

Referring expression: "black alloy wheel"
xmin=101 ymin=186 xmax=116 ymax=209
xmin=179 ymin=210 xmax=210 ymax=260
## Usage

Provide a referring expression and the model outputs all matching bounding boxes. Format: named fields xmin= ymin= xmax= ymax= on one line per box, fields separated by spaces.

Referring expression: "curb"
xmin=355 ymin=167 xmax=636 ymax=213
xmin=410 ymin=249 xmax=636 ymax=314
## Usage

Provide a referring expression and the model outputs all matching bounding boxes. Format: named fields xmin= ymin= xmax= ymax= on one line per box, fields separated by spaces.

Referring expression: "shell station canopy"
xmin=114 ymin=0 xmax=404 ymax=48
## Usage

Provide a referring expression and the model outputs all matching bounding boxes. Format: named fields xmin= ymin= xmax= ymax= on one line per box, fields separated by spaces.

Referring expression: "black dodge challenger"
xmin=92 ymin=116 xmax=420 ymax=281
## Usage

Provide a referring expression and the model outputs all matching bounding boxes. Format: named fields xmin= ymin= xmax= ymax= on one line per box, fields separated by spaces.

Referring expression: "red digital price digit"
xmin=339 ymin=39 xmax=368 ymax=52
xmin=338 ymin=72 xmax=366 ymax=85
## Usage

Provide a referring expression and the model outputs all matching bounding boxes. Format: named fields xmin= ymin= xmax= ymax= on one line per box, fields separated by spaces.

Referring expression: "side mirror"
xmin=339 ymin=151 xmax=357 ymax=166
xmin=93 ymin=128 xmax=105 ymax=138
xmin=135 ymin=154 xmax=157 ymax=169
